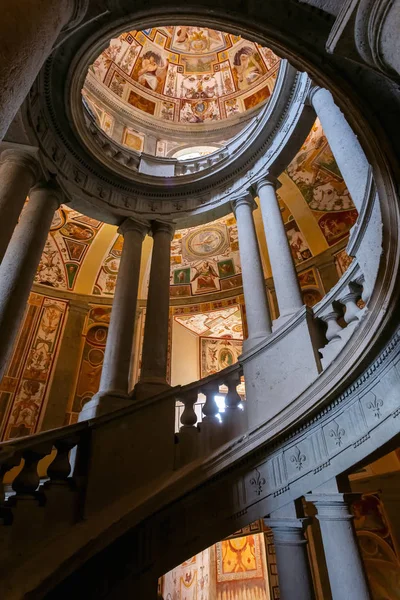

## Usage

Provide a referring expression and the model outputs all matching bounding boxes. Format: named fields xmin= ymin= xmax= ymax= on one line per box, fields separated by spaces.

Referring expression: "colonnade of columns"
xmin=0 ymin=82 xmax=369 ymax=416
xmin=267 ymin=480 xmax=372 ymax=600
xmin=230 ymin=84 xmax=369 ymax=348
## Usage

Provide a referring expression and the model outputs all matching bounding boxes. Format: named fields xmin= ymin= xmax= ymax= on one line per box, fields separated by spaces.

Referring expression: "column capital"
xmin=305 ymin=492 xmax=360 ymax=521
xmin=150 ymin=220 xmax=175 ymax=239
xmin=118 ymin=217 xmax=149 ymax=238
xmin=231 ymin=192 xmax=257 ymax=216
xmin=30 ymin=180 xmax=65 ymax=209
xmin=64 ymin=0 xmax=89 ymax=31
xmin=0 ymin=148 xmax=41 ymax=183
xmin=306 ymin=84 xmax=324 ymax=107
xmin=251 ymin=174 xmax=281 ymax=196
xmin=265 ymin=517 xmax=311 ymax=545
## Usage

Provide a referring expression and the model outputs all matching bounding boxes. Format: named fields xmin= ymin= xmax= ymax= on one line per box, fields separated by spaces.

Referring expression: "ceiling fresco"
xmin=170 ymin=214 xmax=242 ymax=298
xmin=174 ymin=305 xmax=243 ymax=339
xmin=85 ymin=26 xmax=280 ymax=127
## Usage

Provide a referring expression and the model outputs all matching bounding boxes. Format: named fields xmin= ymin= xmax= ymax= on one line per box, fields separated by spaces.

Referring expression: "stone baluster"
xmin=308 ymin=87 xmax=370 ymax=213
xmin=0 ymin=149 xmax=40 ymax=263
xmin=321 ymin=310 xmax=343 ymax=345
xmin=306 ymin=483 xmax=372 ymax=600
xmin=177 ymin=390 xmax=200 ymax=466
xmin=47 ymin=438 xmax=78 ymax=484
xmin=43 ymin=437 xmax=80 ymax=532
xmin=231 ymin=194 xmax=272 ymax=350
xmin=200 ymin=381 xmax=221 ymax=454
xmin=136 ymin=221 xmax=175 ymax=400
xmin=265 ymin=503 xmax=315 ymax=600
xmin=0 ymin=181 xmax=63 ymax=381
xmin=254 ymin=176 xmax=303 ymax=326
xmin=11 ymin=445 xmax=52 ymax=499
xmin=340 ymin=285 xmax=364 ymax=328
xmin=0 ymin=0 xmax=88 ymax=140
xmin=223 ymin=369 xmax=246 ymax=439
xmin=80 ymin=218 xmax=148 ymax=419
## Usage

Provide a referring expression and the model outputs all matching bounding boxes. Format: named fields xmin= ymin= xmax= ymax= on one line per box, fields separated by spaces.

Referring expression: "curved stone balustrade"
xmin=0 ymin=309 xmax=399 ymax=598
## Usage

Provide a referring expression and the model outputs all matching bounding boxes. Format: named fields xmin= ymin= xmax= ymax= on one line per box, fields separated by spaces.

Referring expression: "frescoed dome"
xmin=83 ymin=26 xmax=280 ymax=133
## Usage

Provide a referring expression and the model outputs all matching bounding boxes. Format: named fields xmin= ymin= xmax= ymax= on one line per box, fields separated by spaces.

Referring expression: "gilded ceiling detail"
xmin=85 ymin=26 xmax=279 ymax=127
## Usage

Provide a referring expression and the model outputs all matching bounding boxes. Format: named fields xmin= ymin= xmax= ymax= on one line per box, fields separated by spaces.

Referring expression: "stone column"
xmin=0 ymin=0 xmax=87 ymax=141
xmin=0 ymin=149 xmax=40 ymax=263
xmin=0 ymin=182 xmax=63 ymax=380
xmin=308 ymin=87 xmax=370 ymax=212
xmin=306 ymin=492 xmax=372 ymax=600
xmin=80 ymin=219 xmax=148 ymax=419
xmin=254 ymin=177 xmax=303 ymax=325
xmin=265 ymin=504 xmax=315 ymax=600
xmin=136 ymin=221 xmax=174 ymax=399
xmin=231 ymin=194 xmax=272 ymax=350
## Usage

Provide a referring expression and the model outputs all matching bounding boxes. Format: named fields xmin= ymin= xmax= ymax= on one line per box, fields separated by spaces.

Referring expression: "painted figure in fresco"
xmin=219 ymin=348 xmax=234 ymax=369
xmin=286 ymin=227 xmax=311 ymax=263
xmin=233 ymin=46 xmax=263 ymax=90
xmin=191 ymin=261 xmax=219 ymax=292
xmin=137 ymin=51 xmax=165 ymax=91
xmin=174 ymin=26 xmax=222 ymax=53
xmin=61 ymin=222 xmax=93 ymax=241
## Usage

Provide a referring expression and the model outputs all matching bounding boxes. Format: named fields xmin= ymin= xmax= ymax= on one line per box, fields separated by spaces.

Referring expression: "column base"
xmin=133 ymin=379 xmax=171 ymax=401
xmin=78 ymin=391 xmax=132 ymax=421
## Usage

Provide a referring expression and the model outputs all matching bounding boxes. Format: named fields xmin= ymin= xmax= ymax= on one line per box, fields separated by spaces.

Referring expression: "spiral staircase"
xmin=0 ymin=1 xmax=400 ymax=598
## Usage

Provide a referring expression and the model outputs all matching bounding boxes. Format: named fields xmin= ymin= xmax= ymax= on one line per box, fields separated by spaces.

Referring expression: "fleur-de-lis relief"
xmin=250 ymin=468 xmax=266 ymax=496
xmin=290 ymin=446 xmax=306 ymax=471
xmin=367 ymin=394 xmax=384 ymax=419
xmin=329 ymin=421 xmax=345 ymax=447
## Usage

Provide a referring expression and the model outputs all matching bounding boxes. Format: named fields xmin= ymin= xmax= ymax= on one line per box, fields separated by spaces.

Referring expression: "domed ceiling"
xmin=84 ymin=26 xmax=280 ymax=129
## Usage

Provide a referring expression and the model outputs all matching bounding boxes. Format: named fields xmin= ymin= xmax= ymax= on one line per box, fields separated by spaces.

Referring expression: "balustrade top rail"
xmin=0 ymin=363 xmax=243 ymax=458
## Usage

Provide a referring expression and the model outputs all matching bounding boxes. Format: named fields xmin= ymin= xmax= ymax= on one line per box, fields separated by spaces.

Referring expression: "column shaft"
xmin=0 ymin=150 xmax=40 ymax=263
xmin=99 ymin=220 xmax=146 ymax=395
xmin=0 ymin=183 xmax=62 ymax=380
xmin=309 ymin=87 xmax=370 ymax=212
xmin=307 ymin=493 xmax=372 ymax=600
xmin=232 ymin=195 xmax=272 ymax=350
xmin=138 ymin=221 xmax=174 ymax=394
xmin=266 ymin=518 xmax=315 ymax=600
xmin=0 ymin=0 xmax=84 ymax=140
xmin=256 ymin=178 xmax=303 ymax=321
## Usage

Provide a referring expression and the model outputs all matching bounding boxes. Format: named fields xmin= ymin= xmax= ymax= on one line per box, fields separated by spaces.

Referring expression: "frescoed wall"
xmin=69 ymin=305 xmax=111 ymax=422
xmin=86 ymin=27 xmax=280 ymax=128
xmin=0 ymin=293 xmax=68 ymax=440
xmin=93 ymin=234 xmax=124 ymax=296
xmin=161 ymin=528 xmax=270 ymax=600
xmin=200 ymin=338 xmax=243 ymax=378
xmin=163 ymin=548 xmax=211 ymax=600
xmin=35 ymin=205 xmax=104 ymax=291
xmin=285 ymin=118 xmax=358 ymax=248
xmin=351 ymin=493 xmax=400 ymax=599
